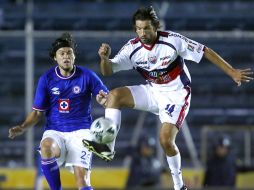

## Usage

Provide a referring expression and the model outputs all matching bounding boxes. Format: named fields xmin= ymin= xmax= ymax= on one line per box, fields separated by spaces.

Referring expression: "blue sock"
xmin=41 ymin=157 xmax=62 ymax=190
xmin=80 ymin=186 xmax=93 ymax=190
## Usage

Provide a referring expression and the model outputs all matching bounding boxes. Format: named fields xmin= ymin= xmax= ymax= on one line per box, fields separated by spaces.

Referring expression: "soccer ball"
xmin=90 ymin=117 xmax=117 ymax=144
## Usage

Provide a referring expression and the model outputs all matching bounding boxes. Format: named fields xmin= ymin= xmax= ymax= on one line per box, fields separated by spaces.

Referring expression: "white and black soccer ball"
xmin=90 ymin=117 xmax=117 ymax=144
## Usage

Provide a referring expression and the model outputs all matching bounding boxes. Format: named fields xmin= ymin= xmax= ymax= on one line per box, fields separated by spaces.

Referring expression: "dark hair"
xmin=132 ymin=6 xmax=160 ymax=29
xmin=213 ymin=134 xmax=231 ymax=149
xmin=49 ymin=32 xmax=77 ymax=59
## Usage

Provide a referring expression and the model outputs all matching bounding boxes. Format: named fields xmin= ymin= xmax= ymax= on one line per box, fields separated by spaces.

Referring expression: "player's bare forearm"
xmin=204 ymin=47 xmax=234 ymax=76
xmin=22 ymin=110 xmax=43 ymax=127
xmin=8 ymin=110 xmax=43 ymax=139
xmin=204 ymin=46 xmax=253 ymax=85
xmin=100 ymin=58 xmax=113 ymax=76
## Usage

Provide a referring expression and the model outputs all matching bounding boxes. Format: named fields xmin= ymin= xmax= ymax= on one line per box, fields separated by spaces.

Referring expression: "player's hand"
xmin=8 ymin=125 xmax=25 ymax=139
xmin=98 ymin=43 xmax=111 ymax=59
xmin=231 ymin=68 xmax=253 ymax=86
xmin=96 ymin=90 xmax=108 ymax=107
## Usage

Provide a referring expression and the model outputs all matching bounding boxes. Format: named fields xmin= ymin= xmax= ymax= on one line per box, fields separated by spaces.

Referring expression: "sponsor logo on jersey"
xmin=187 ymin=44 xmax=194 ymax=52
xmin=160 ymin=55 xmax=171 ymax=61
xmin=58 ymin=99 xmax=70 ymax=113
xmin=51 ymin=87 xmax=60 ymax=95
xmin=148 ymin=56 xmax=157 ymax=64
xmin=135 ymin=61 xmax=147 ymax=65
xmin=169 ymin=33 xmax=189 ymax=43
xmin=73 ymin=86 xmax=81 ymax=94
xmin=149 ymin=71 xmax=158 ymax=77
xmin=169 ymin=33 xmax=197 ymax=46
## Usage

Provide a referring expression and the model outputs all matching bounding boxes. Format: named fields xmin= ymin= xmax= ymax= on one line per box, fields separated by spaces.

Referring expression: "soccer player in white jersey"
xmin=83 ymin=6 xmax=253 ymax=190
xmin=8 ymin=33 xmax=108 ymax=190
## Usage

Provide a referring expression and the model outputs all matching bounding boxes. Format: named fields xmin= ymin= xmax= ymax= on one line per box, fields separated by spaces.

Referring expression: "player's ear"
xmin=54 ymin=56 xmax=57 ymax=61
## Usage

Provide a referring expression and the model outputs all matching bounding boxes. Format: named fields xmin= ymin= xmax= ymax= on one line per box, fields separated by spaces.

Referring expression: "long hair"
xmin=132 ymin=6 xmax=161 ymax=30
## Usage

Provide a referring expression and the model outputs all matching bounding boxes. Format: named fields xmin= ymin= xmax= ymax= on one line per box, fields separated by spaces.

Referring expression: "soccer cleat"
xmin=180 ymin=185 xmax=188 ymax=190
xmin=82 ymin=139 xmax=115 ymax=162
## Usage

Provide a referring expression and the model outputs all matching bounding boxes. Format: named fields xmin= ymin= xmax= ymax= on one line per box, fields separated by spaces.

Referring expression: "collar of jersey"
xmin=55 ymin=65 xmax=76 ymax=79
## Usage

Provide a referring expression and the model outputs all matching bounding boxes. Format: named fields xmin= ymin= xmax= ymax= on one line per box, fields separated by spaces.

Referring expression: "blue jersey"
xmin=33 ymin=65 xmax=108 ymax=132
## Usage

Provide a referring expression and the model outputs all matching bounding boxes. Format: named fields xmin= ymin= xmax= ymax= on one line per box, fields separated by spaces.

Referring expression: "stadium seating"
xmin=1 ymin=1 xmax=254 ymax=31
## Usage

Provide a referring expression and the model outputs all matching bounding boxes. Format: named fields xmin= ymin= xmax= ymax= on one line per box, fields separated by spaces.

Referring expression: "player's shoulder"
xmin=158 ymin=30 xmax=171 ymax=37
xmin=158 ymin=30 xmax=183 ymax=39
xmin=157 ymin=31 xmax=183 ymax=43
xmin=40 ymin=67 xmax=55 ymax=79
xmin=115 ymin=38 xmax=137 ymax=56
xmin=166 ymin=30 xmax=189 ymax=41
xmin=117 ymin=38 xmax=135 ymax=52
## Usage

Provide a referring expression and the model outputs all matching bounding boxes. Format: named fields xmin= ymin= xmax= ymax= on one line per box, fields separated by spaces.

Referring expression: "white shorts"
xmin=127 ymin=84 xmax=191 ymax=128
xmin=40 ymin=129 xmax=93 ymax=173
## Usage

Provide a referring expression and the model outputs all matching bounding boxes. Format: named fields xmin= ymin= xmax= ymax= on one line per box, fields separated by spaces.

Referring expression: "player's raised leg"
xmin=83 ymin=87 xmax=134 ymax=161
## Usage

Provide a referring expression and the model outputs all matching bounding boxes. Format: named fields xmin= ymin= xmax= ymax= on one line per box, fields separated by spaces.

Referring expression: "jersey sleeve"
xmin=89 ymin=71 xmax=109 ymax=96
xmin=173 ymin=32 xmax=205 ymax=63
xmin=33 ymin=75 xmax=50 ymax=111
xmin=110 ymin=41 xmax=134 ymax=73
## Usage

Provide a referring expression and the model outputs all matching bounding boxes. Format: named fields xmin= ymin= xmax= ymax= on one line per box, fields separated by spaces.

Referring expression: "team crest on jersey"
xmin=51 ymin=87 xmax=60 ymax=95
xmin=148 ymin=56 xmax=157 ymax=64
xmin=58 ymin=99 xmax=70 ymax=113
xmin=73 ymin=86 xmax=81 ymax=94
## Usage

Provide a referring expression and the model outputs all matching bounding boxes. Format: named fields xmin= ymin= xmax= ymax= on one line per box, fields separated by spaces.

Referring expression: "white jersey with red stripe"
xmin=110 ymin=30 xmax=204 ymax=91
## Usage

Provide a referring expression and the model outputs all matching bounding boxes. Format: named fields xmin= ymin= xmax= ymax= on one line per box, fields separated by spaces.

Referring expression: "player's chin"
xmin=61 ymin=63 xmax=73 ymax=70
xmin=140 ymin=38 xmax=151 ymax=45
xmin=140 ymin=38 xmax=147 ymax=43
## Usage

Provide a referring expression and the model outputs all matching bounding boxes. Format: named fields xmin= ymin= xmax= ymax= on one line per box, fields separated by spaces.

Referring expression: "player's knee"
xmin=40 ymin=139 xmax=56 ymax=158
xmin=160 ymin=137 xmax=177 ymax=154
xmin=107 ymin=89 xmax=124 ymax=108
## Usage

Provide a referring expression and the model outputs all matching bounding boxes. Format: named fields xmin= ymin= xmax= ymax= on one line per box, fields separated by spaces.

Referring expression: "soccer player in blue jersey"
xmin=8 ymin=33 xmax=108 ymax=190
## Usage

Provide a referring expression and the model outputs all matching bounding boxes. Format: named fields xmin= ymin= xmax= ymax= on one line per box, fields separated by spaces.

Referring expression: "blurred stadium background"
xmin=0 ymin=0 xmax=254 ymax=189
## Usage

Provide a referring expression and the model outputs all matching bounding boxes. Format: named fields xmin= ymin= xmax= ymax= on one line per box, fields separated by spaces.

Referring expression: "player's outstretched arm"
xmin=8 ymin=110 xmax=43 ymax=139
xmin=204 ymin=46 xmax=253 ymax=86
xmin=98 ymin=43 xmax=113 ymax=76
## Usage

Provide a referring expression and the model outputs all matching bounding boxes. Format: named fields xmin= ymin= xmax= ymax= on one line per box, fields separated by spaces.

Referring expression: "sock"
xmin=105 ymin=108 xmax=121 ymax=130
xmin=80 ymin=186 xmax=93 ymax=190
xmin=166 ymin=153 xmax=184 ymax=190
xmin=41 ymin=157 xmax=62 ymax=190
xmin=105 ymin=108 xmax=121 ymax=151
